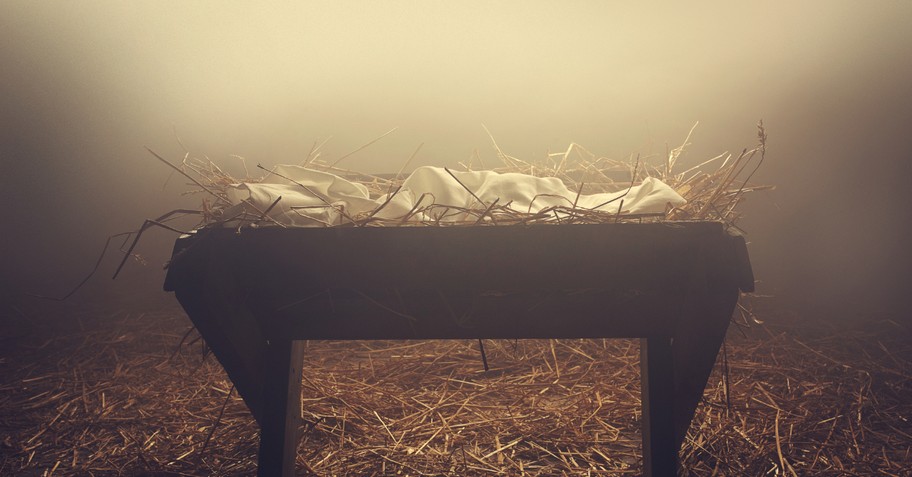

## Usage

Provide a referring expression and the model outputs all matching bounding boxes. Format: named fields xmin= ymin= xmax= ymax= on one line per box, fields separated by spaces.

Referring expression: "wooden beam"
xmin=257 ymin=339 xmax=305 ymax=477
xmin=255 ymin=288 xmax=686 ymax=340
xmin=168 ymin=223 xmax=730 ymax=292
xmin=641 ymin=336 xmax=677 ymax=476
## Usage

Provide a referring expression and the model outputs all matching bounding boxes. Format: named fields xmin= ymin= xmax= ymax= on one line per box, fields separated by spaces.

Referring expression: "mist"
xmin=2 ymin=1 xmax=911 ymax=322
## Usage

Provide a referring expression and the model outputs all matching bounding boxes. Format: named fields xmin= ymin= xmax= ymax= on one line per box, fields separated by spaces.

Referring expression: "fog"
xmin=2 ymin=1 xmax=911 ymax=322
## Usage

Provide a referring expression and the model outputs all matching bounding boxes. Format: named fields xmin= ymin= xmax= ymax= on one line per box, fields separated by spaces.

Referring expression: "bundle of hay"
xmin=151 ymin=122 xmax=769 ymax=234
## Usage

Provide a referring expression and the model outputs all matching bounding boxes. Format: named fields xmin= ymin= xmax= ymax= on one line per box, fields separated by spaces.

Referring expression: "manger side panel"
xmin=252 ymin=288 xmax=686 ymax=340
xmin=222 ymin=223 xmax=722 ymax=291
xmin=166 ymin=235 xmax=270 ymax=424
xmin=671 ymin=233 xmax=749 ymax=446
xmin=671 ymin=288 xmax=739 ymax=448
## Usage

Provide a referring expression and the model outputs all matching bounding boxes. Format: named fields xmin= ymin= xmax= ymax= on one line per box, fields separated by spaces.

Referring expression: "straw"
xmin=2 ymin=298 xmax=908 ymax=476
xmin=150 ymin=123 xmax=772 ymax=232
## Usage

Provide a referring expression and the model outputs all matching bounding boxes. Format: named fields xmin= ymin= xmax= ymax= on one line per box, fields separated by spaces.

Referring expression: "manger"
xmin=155 ymin=127 xmax=764 ymax=476
xmin=164 ymin=221 xmax=752 ymax=476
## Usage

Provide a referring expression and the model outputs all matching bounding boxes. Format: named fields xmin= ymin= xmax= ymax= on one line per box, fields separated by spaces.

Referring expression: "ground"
xmin=1 ymin=291 xmax=910 ymax=476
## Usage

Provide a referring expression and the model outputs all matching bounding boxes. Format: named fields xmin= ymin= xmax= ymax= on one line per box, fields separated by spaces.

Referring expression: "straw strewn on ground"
xmin=2 ymin=298 xmax=909 ymax=476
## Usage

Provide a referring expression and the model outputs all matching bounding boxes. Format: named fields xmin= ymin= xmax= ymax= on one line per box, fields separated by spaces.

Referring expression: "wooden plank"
xmin=672 ymin=290 xmax=738 ymax=448
xmin=640 ymin=336 xmax=677 ymax=477
xmin=168 ymin=223 xmax=731 ymax=292
xmin=174 ymin=289 xmax=267 ymax=424
xmin=169 ymin=239 xmax=269 ymax=425
xmin=253 ymin=288 xmax=686 ymax=340
xmin=257 ymin=339 xmax=305 ymax=477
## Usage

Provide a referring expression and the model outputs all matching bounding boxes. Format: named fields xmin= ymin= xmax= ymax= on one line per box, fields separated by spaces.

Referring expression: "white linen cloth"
xmin=226 ymin=165 xmax=685 ymax=226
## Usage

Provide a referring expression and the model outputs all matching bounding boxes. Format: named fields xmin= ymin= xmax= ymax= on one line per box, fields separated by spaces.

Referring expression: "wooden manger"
xmin=163 ymin=221 xmax=753 ymax=476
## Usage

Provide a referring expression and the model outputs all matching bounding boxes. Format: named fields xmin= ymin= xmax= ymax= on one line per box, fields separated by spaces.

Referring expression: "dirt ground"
xmin=1 ymin=291 xmax=910 ymax=476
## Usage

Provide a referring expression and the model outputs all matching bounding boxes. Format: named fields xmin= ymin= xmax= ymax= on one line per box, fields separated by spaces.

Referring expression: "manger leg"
xmin=640 ymin=337 xmax=677 ymax=477
xmin=258 ymin=339 xmax=305 ymax=477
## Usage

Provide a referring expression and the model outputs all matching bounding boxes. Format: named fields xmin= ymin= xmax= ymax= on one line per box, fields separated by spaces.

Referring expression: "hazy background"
xmin=2 ymin=1 xmax=911 ymax=322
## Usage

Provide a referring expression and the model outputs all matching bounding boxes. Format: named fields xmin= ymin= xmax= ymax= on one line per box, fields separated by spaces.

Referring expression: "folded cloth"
xmin=226 ymin=165 xmax=685 ymax=226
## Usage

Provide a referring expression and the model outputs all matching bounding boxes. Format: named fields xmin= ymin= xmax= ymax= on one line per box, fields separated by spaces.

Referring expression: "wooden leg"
xmin=641 ymin=337 xmax=677 ymax=477
xmin=258 ymin=340 xmax=305 ymax=477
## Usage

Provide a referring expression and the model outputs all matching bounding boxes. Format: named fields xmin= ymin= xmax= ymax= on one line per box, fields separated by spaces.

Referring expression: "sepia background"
xmin=2 ymin=1 xmax=911 ymax=322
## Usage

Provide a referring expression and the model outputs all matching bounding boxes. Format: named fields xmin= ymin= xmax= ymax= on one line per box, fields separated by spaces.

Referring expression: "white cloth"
xmin=226 ymin=165 xmax=685 ymax=226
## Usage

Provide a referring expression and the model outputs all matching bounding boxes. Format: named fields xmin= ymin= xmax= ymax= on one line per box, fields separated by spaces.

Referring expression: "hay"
xmin=150 ymin=122 xmax=772 ymax=231
xmin=2 ymin=299 xmax=910 ymax=476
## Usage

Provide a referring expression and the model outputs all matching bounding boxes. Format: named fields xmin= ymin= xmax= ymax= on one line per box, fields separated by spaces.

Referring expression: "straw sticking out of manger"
xmin=148 ymin=122 xmax=772 ymax=233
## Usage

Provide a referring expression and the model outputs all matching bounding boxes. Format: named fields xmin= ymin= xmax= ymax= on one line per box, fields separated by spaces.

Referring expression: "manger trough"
xmin=164 ymin=221 xmax=753 ymax=476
